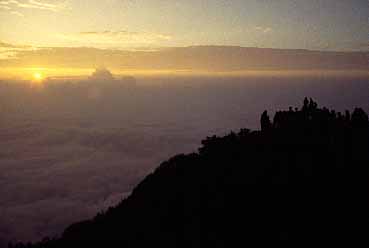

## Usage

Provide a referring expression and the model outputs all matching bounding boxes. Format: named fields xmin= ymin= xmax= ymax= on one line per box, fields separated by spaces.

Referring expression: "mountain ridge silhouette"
xmin=11 ymin=98 xmax=369 ymax=247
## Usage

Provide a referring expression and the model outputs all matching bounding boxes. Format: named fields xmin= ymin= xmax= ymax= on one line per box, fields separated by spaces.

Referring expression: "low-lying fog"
xmin=1 ymin=71 xmax=369 ymax=246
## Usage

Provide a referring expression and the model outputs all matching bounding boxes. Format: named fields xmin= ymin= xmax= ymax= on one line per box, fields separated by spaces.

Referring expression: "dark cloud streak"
xmin=1 ymin=45 xmax=368 ymax=71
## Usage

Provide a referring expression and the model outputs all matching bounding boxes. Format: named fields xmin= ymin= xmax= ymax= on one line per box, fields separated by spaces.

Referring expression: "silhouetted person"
xmin=260 ymin=110 xmax=272 ymax=131
xmin=302 ymin=97 xmax=309 ymax=112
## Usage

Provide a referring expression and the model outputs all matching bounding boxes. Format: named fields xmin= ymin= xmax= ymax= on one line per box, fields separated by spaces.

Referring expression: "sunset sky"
xmin=1 ymin=2 xmax=369 ymax=245
xmin=0 ymin=0 xmax=368 ymax=78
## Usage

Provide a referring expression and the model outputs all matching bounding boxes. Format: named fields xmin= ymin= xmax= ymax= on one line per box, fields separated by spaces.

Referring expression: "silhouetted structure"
xmin=11 ymin=99 xmax=369 ymax=247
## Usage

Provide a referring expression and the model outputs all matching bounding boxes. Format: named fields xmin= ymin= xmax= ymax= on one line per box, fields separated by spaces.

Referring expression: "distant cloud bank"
xmin=0 ymin=44 xmax=368 ymax=73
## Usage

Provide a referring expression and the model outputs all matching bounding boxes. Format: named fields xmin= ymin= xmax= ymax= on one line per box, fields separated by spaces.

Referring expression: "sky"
xmin=0 ymin=0 xmax=368 ymax=78
xmin=1 ymin=0 xmax=368 ymax=50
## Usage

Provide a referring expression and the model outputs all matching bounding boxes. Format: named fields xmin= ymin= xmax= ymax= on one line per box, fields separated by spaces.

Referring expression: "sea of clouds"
xmin=0 ymin=71 xmax=369 ymax=246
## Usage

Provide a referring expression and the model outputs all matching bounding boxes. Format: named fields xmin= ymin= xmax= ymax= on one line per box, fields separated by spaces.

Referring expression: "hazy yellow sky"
xmin=0 ymin=1 xmax=368 ymax=79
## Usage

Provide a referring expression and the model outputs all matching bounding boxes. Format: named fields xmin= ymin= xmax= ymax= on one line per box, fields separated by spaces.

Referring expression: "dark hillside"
xmin=13 ymin=98 xmax=369 ymax=247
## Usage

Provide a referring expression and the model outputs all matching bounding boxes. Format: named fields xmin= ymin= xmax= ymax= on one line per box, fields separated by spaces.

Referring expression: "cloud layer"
xmin=1 ymin=72 xmax=369 ymax=246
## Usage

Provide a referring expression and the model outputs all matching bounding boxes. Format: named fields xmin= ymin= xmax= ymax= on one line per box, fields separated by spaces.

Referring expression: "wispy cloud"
xmin=0 ymin=40 xmax=35 ymax=59
xmin=0 ymin=40 xmax=31 ymax=48
xmin=27 ymin=0 xmax=64 ymax=11
xmin=58 ymin=30 xmax=173 ymax=48
xmin=354 ymin=42 xmax=369 ymax=50
xmin=254 ymin=26 xmax=272 ymax=34
xmin=0 ymin=0 xmax=66 ymax=16
xmin=78 ymin=30 xmax=172 ymax=41
xmin=10 ymin=10 xmax=23 ymax=16
xmin=311 ymin=40 xmax=369 ymax=52
xmin=0 ymin=4 xmax=10 ymax=9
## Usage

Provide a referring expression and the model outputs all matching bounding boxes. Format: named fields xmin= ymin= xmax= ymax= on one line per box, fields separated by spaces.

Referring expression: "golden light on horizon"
xmin=33 ymin=72 xmax=44 ymax=81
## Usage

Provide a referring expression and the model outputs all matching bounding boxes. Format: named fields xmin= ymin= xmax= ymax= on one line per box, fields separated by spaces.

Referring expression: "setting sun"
xmin=33 ymin=72 xmax=43 ymax=81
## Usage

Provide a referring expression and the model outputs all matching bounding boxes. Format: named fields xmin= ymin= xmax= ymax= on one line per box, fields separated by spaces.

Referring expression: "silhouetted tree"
xmin=352 ymin=108 xmax=369 ymax=128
